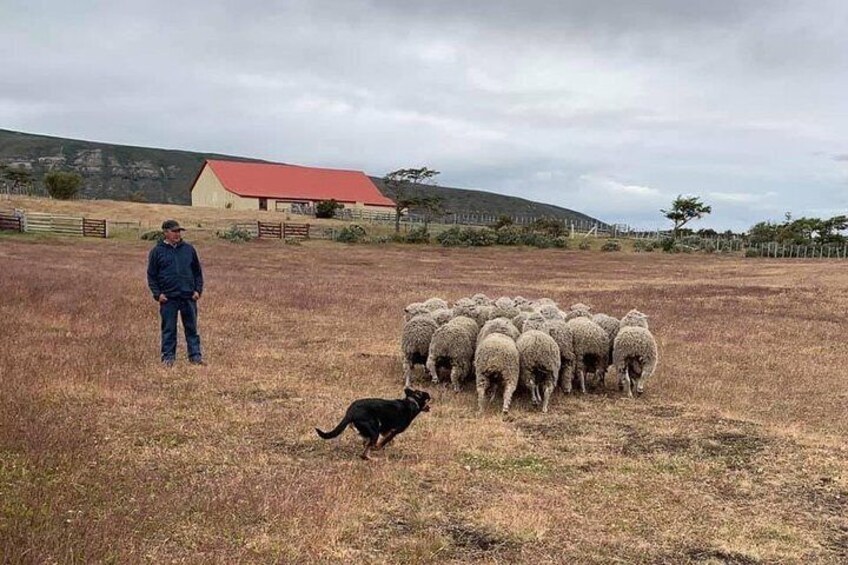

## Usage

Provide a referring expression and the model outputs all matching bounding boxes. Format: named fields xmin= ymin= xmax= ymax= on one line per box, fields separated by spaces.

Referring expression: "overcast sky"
xmin=3 ymin=0 xmax=847 ymax=229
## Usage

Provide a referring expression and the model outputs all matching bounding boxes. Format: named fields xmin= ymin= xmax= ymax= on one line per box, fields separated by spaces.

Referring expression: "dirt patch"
xmin=701 ymin=431 xmax=767 ymax=470
xmin=684 ymin=547 xmax=762 ymax=564
xmin=443 ymin=522 xmax=519 ymax=555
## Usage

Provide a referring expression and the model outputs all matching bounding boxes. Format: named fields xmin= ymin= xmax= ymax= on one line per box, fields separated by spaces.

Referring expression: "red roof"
xmin=201 ymin=160 xmax=395 ymax=207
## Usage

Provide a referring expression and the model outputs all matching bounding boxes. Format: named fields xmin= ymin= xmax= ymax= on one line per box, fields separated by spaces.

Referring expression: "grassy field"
xmin=1 ymin=232 xmax=846 ymax=563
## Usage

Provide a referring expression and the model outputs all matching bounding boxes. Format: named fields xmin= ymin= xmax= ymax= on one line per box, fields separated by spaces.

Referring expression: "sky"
xmin=2 ymin=0 xmax=847 ymax=230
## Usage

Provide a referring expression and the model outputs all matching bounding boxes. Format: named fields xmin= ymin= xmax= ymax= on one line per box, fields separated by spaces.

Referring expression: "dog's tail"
xmin=315 ymin=416 xmax=350 ymax=440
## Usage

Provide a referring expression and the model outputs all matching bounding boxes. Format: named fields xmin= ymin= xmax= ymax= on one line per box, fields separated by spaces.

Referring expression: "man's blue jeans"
xmin=160 ymin=297 xmax=202 ymax=362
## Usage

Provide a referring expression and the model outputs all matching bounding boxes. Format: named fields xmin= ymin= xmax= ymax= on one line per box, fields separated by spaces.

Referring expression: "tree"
xmin=44 ymin=171 xmax=83 ymax=200
xmin=315 ymin=199 xmax=343 ymax=218
xmin=381 ymin=167 xmax=440 ymax=233
xmin=661 ymin=195 xmax=712 ymax=238
xmin=416 ymin=196 xmax=447 ymax=229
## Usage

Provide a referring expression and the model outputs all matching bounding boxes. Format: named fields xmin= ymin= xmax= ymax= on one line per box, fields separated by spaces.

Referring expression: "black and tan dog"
xmin=315 ymin=388 xmax=432 ymax=460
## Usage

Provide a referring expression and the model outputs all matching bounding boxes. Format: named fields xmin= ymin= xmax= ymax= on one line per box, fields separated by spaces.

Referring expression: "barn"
xmin=190 ymin=159 xmax=395 ymax=214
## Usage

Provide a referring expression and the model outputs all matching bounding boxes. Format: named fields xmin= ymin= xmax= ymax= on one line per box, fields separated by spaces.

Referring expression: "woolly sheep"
xmin=566 ymin=317 xmax=610 ymax=394
xmin=537 ymin=304 xmax=565 ymax=321
xmin=430 ymin=308 xmax=454 ymax=326
xmin=423 ymin=297 xmax=449 ymax=312
xmin=512 ymin=311 xmax=531 ymax=329
xmin=620 ymin=309 xmax=649 ymax=329
xmin=426 ymin=315 xmax=478 ymax=392
xmin=404 ymin=302 xmax=430 ymax=321
xmin=491 ymin=296 xmax=520 ymax=320
xmin=592 ymin=313 xmax=621 ymax=364
xmin=474 ymin=333 xmax=521 ymax=414
xmin=513 ymin=296 xmax=531 ymax=307
xmin=516 ymin=330 xmax=561 ymax=413
xmin=561 ymin=302 xmax=592 ymax=322
xmin=401 ymin=314 xmax=438 ymax=387
xmin=477 ymin=317 xmax=520 ymax=346
xmin=542 ymin=319 xmax=576 ymax=393
xmin=471 ymin=293 xmax=492 ymax=306
xmin=521 ymin=311 xmax=547 ymax=333
xmin=612 ymin=326 xmax=658 ymax=397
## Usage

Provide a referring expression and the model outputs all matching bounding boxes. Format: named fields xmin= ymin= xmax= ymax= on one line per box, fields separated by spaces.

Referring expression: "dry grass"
xmin=1 ymin=233 xmax=846 ymax=564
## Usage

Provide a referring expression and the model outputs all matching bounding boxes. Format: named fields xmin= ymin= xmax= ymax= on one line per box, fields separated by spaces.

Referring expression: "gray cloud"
xmin=2 ymin=0 xmax=847 ymax=230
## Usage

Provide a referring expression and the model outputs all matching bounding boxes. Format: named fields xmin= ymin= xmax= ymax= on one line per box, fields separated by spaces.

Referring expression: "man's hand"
xmin=192 ymin=291 xmax=201 ymax=301
xmin=158 ymin=294 xmax=168 ymax=304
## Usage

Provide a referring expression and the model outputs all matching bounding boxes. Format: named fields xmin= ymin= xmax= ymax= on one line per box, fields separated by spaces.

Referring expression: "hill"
xmin=0 ymin=128 xmax=604 ymax=225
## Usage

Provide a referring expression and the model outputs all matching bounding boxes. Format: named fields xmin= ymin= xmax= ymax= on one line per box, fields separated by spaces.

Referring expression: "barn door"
xmin=259 ymin=198 xmax=268 ymax=210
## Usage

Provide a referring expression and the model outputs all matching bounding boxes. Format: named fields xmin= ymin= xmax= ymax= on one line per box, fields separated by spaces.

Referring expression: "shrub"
xmin=335 ymin=224 xmax=367 ymax=243
xmin=601 ymin=239 xmax=622 ymax=252
xmin=495 ymin=226 xmax=523 ymax=246
xmin=404 ymin=226 xmax=430 ymax=244
xmin=216 ymin=226 xmax=253 ymax=243
xmin=140 ymin=230 xmax=164 ymax=242
xmin=436 ymin=226 xmax=496 ymax=247
xmin=578 ymin=239 xmax=592 ymax=250
xmin=44 ymin=171 xmax=82 ymax=200
xmin=633 ymin=239 xmax=656 ymax=253
xmin=527 ymin=217 xmax=566 ymax=237
xmin=315 ymin=199 xmax=343 ymax=219
xmin=744 ymin=248 xmax=760 ymax=258
xmin=660 ymin=238 xmax=677 ymax=253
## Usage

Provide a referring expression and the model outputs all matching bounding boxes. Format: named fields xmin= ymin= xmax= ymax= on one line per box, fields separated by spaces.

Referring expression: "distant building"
xmin=190 ymin=159 xmax=395 ymax=214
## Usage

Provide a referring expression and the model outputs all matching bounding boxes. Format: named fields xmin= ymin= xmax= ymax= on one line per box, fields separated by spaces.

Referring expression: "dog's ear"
xmin=404 ymin=387 xmax=414 ymax=397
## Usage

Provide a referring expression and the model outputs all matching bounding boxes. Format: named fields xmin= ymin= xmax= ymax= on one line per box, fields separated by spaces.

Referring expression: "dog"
xmin=315 ymin=388 xmax=432 ymax=460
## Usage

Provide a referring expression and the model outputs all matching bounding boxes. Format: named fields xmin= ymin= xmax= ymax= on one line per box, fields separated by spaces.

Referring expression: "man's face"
xmin=164 ymin=228 xmax=183 ymax=243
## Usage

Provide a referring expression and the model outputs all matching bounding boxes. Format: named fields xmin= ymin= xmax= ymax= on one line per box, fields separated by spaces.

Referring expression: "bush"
xmin=601 ymin=239 xmax=622 ymax=252
xmin=44 ymin=171 xmax=82 ymax=200
xmin=578 ymin=239 xmax=592 ymax=250
xmin=335 ymin=224 xmax=367 ymax=243
xmin=495 ymin=226 xmax=523 ymax=246
xmin=633 ymin=239 xmax=656 ymax=253
xmin=404 ymin=226 xmax=430 ymax=244
xmin=140 ymin=230 xmax=164 ymax=242
xmin=216 ymin=226 xmax=253 ymax=243
xmin=527 ymin=217 xmax=566 ymax=237
xmin=436 ymin=226 xmax=497 ymax=247
xmin=660 ymin=238 xmax=677 ymax=253
xmin=315 ymin=199 xmax=343 ymax=218
xmin=744 ymin=248 xmax=760 ymax=258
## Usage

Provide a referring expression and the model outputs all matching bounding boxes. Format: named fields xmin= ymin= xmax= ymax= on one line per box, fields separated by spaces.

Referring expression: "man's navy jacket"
xmin=147 ymin=240 xmax=204 ymax=299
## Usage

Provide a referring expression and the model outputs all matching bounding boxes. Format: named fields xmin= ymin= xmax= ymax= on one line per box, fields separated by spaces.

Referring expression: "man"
xmin=147 ymin=219 xmax=204 ymax=366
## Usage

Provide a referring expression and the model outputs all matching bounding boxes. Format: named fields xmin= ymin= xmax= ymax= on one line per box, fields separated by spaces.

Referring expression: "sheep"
xmin=592 ymin=313 xmax=621 ymax=364
xmin=533 ymin=298 xmax=557 ymax=307
xmin=513 ymin=296 xmax=531 ymax=308
xmin=426 ymin=315 xmax=478 ymax=392
xmin=430 ymin=307 xmax=454 ymax=326
xmin=423 ymin=297 xmax=449 ymax=312
xmin=542 ymin=319 xmax=576 ymax=393
xmin=491 ymin=296 xmax=520 ymax=320
xmin=512 ymin=311 xmax=531 ymax=329
xmin=401 ymin=314 xmax=439 ymax=387
xmin=521 ymin=311 xmax=547 ymax=333
xmin=404 ymin=302 xmax=430 ymax=321
xmin=516 ymin=330 xmax=561 ymax=413
xmin=620 ymin=309 xmax=649 ymax=329
xmin=566 ymin=317 xmax=610 ymax=394
xmin=612 ymin=326 xmax=658 ymax=398
xmin=477 ymin=317 xmax=520 ymax=346
xmin=474 ymin=333 xmax=521 ymax=414
xmin=471 ymin=293 xmax=492 ymax=306
xmin=537 ymin=304 xmax=564 ymax=321
xmin=452 ymin=300 xmax=492 ymax=328
xmin=563 ymin=302 xmax=593 ymax=322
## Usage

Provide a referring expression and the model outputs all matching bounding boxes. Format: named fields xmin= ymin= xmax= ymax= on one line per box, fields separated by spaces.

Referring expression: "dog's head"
xmin=404 ymin=387 xmax=432 ymax=412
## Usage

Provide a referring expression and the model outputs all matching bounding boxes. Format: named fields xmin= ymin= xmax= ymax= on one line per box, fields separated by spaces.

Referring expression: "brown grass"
xmin=1 ymin=233 xmax=846 ymax=564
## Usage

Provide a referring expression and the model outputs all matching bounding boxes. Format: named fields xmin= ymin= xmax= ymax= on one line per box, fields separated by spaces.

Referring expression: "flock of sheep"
xmin=401 ymin=295 xmax=658 ymax=415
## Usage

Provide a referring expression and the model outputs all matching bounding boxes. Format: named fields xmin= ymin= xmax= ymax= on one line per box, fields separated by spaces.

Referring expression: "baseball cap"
xmin=161 ymin=219 xmax=186 ymax=231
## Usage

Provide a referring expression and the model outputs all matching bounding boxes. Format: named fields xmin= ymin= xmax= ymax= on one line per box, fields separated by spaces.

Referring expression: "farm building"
xmin=190 ymin=159 xmax=396 ymax=214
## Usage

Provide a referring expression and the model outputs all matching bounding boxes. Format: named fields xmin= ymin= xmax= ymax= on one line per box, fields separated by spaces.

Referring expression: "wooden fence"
xmin=256 ymin=221 xmax=310 ymax=239
xmin=0 ymin=211 xmax=23 ymax=232
xmin=1 ymin=210 xmax=110 ymax=238
xmin=83 ymin=218 xmax=107 ymax=238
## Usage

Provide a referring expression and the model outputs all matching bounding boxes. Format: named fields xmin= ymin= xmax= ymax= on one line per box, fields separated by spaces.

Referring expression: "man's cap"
xmin=162 ymin=219 xmax=185 ymax=231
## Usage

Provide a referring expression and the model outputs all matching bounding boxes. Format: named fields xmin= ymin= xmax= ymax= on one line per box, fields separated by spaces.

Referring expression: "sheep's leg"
xmin=634 ymin=377 xmax=644 ymax=396
xmin=450 ymin=366 xmax=464 ymax=392
xmin=530 ymin=382 xmax=541 ymax=405
xmin=426 ymin=358 xmax=439 ymax=384
xmin=561 ymin=365 xmax=572 ymax=394
xmin=403 ymin=359 xmax=414 ymax=388
xmin=541 ymin=381 xmax=555 ymax=413
xmin=502 ymin=379 xmax=519 ymax=414
xmin=476 ymin=379 xmax=488 ymax=415
xmin=622 ymin=366 xmax=633 ymax=399
xmin=577 ymin=364 xmax=587 ymax=395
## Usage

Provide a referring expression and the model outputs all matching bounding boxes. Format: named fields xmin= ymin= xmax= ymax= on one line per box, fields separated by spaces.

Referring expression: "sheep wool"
xmin=426 ymin=315 xmax=478 ymax=391
xmin=474 ymin=333 xmax=521 ymax=414
xmin=612 ymin=326 xmax=658 ymax=397
xmin=566 ymin=317 xmax=610 ymax=393
xmin=477 ymin=317 xmax=520 ymax=346
xmin=542 ymin=319 xmax=576 ymax=393
xmin=516 ymin=330 xmax=561 ymax=413
xmin=401 ymin=314 xmax=438 ymax=387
